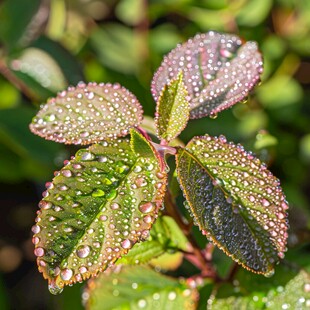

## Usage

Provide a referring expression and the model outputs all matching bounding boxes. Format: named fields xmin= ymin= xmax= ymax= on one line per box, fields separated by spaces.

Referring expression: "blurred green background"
xmin=0 ymin=0 xmax=309 ymax=308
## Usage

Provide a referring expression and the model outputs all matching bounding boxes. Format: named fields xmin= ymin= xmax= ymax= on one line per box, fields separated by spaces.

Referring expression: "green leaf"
xmin=151 ymin=32 xmax=263 ymax=119
xmin=0 ymin=0 xmax=42 ymax=51
xmin=266 ymin=270 xmax=310 ymax=309
xmin=32 ymin=132 xmax=167 ymax=294
xmin=155 ymin=71 xmax=190 ymax=142
xmin=90 ymin=23 xmax=140 ymax=74
xmin=236 ymin=0 xmax=273 ymax=27
xmin=30 ymin=82 xmax=144 ymax=145
xmin=208 ymin=265 xmax=310 ymax=309
xmin=83 ymin=265 xmax=198 ymax=310
xmin=0 ymin=106 xmax=62 ymax=182
xmin=176 ymin=135 xmax=289 ymax=275
xmin=9 ymin=48 xmax=67 ymax=93
xmin=130 ymin=128 xmax=158 ymax=159
xmin=31 ymin=36 xmax=85 ymax=85
xmin=117 ymin=215 xmax=189 ymax=265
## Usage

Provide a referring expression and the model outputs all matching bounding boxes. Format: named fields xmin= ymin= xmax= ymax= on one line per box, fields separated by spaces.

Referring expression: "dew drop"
xmin=110 ymin=202 xmax=119 ymax=210
xmin=60 ymin=268 xmax=73 ymax=281
xmin=138 ymin=299 xmax=147 ymax=308
xmin=79 ymin=266 xmax=88 ymax=274
xmin=76 ymin=245 xmax=91 ymax=258
xmin=87 ymin=92 xmax=95 ymax=100
xmin=210 ymin=112 xmax=218 ymax=119
xmin=135 ymin=177 xmax=148 ymax=187
xmin=264 ymin=268 xmax=275 ymax=278
xmin=61 ymin=169 xmax=72 ymax=177
xmin=143 ymin=215 xmax=153 ymax=223
xmin=44 ymin=114 xmax=56 ymax=122
xmin=139 ymin=202 xmax=155 ymax=214
xmin=121 ymin=239 xmax=132 ymax=249
xmin=304 ymin=283 xmax=310 ymax=293
xmin=106 ymin=189 xmax=117 ymax=200
xmin=100 ymin=215 xmax=108 ymax=221
xmin=48 ymin=281 xmax=63 ymax=295
xmin=77 ymin=150 xmax=95 ymax=161
xmin=34 ymin=247 xmax=45 ymax=257
xmin=168 ymin=291 xmax=177 ymax=301
xmin=31 ymin=225 xmax=41 ymax=234
xmin=80 ymin=131 xmax=90 ymax=138
xmin=92 ymin=189 xmax=105 ymax=197
xmin=134 ymin=166 xmax=142 ymax=173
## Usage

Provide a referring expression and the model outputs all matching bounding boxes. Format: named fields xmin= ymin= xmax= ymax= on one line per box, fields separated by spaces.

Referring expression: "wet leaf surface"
xmin=84 ymin=265 xmax=198 ymax=310
xmin=32 ymin=130 xmax=167 ymax=294
xmin=30 ymin=82 xmax=143 ymax=145
xmin=176 ymin=135 xmax=288 ymax=275
xmin=155 ymin=71 xmax=190 ymax=142
xmin=151 ymin=31 xmax=263 ymax=119
xmin=208 ymin=266 xmax=310 ymax=310
xmin=117 ymin=215 xmax=189 ymax=265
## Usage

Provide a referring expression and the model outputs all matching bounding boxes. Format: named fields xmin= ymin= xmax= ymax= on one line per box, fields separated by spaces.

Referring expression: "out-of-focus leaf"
xmin=0 ymin=0 xmax=44 ymax=51
xmin=30 ymin=82 xmax=143 ymax=145
xmin=236 ymin=0 xmax=273 ymax=26
xmin=90 ymin=23 xmax=141 ymax=74
xmin=254 ymin=131 xmax=278 ymax=151
xmin=187 ymin=7 xmax=230 ymax=31
xmin=208 ymin=265 xmax=310 ymax=310
xmin=117 ymin=215 xmax=189 ymax=265
xmin=257 ymin=75 xmax=303 ymax=108
xmin=32 ymin=130 xmax=167 ymax=294
xmin=176 ymin=135 xmax=289 ymax=275
xmin=116 ymin=0 xmax=144 ymax=26
xmin=155 ymin=72 xmax=190 ymax=142
xmin=300 ymin=134 xmax=310 ymax=163
xmin=152 ymin=31 xmax=263 ymax=119
xmin=31 ymin=36 xmax=84 ymax=85
xmin=46 ymin=0 xmax=66 ymax=40
xmin=0 ymin=80 xmax=20 ymax=109
xmin=266 ymin=270 xmax=310 ymax=309
xmin=84 ymin=265 xmax=198 ymax=310
xmin=0 ymin=107 xmax=62 ymax=181
xmin=150 ymin=252 xmax=184 ymax=271
xmin=235 ymin=109 xmax=268 ymax=138
xmin=9 ymin=48 xmax=67 ymax=97
xmin=150 ymin=24 xmax=182 ymax=54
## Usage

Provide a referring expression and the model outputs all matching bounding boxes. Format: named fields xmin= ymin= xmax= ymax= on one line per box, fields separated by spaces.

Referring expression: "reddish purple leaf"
xmin=151 ymin=31 xmax=263 ymax=119
xmin=30 ymin=82 xmax=143 ymax=145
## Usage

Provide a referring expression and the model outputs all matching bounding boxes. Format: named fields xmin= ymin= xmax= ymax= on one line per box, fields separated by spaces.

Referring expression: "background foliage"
xmin=0 ymin=0 xmax=309 ymax=308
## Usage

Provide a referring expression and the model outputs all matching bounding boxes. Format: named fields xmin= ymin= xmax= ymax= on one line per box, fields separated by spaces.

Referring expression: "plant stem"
xmin=164 ymin=189 xmax=218 ymax=279
xmin=0 ymin=59 xmax=40 ymax=101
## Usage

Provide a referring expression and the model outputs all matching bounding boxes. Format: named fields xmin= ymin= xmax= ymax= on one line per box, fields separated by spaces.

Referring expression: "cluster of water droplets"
xmin=176 ymin=134 xmax=288 ymax=274
xmin=155 ymin=71 xmax=190 ymax=142
xmin=30 ymin=81 xmax=143 ymax=145
xmin=151 ymin=31 xmax=263 ymax=120
xmin=32 ymin=137 xmax=167 ymax=294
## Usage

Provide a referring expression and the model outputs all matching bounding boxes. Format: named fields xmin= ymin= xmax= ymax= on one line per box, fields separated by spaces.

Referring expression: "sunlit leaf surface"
xmin=209 ymin=266 xmax=310 ymax=309
xmin=32 ymin=130 xmax=167 ymax=294
xmin=84 ymin=265 xmax=198 ymax=310
xmin=30 ymin=82 xmax=143 ymax=144
xmin=155 ymin=71 xmax=190 ymax=142
xmin=151 ymin=31 xmax=263 ymax=119
xmin=117 ymin=215 xmax=189 ymax=265
xmin=176 ymin=135 xmax=288 ymax=275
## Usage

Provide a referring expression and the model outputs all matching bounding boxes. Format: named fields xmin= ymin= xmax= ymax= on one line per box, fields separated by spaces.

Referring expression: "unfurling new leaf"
xmin=30 ymin=82 xmax=143 ymax=145
xmin=151 ymin=31 xmax=263 ymax=119
xmin=32 ymin=129 xmax=167 ymax=294
xmin=176 ymin=135 xmax=288 ymax=275
xmin=155 ymin=71 xmax=190 ymax=142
